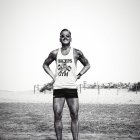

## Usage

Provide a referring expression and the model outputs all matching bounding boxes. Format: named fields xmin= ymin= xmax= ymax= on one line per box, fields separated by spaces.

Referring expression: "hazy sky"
xmin=0 ymin=0 xmax=140 ymax=91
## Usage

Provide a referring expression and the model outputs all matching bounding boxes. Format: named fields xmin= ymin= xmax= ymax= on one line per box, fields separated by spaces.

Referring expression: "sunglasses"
xmin=60 ymin=35 xmax=71 ymax=38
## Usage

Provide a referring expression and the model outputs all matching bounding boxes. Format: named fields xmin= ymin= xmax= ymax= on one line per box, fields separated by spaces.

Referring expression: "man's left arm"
xmin=76 ymin=50 xmax=90 ymax=80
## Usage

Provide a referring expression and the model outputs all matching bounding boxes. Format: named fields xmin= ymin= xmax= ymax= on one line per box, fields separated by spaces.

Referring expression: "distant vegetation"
xmin=34 ymin=82 xmax=140 ymax=93
xmin=128 ymin=82 xmax=140 ymax=91
xmin=84 ymin=82 xmax=140 ymax=91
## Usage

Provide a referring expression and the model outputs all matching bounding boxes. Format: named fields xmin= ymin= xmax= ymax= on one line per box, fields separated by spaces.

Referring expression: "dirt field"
xmin=0 ymin=103 xmax=140 ymax=140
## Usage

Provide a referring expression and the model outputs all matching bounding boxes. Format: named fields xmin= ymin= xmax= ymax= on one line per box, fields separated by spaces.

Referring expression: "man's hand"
xmin=76 ymin=73 xmax=82 ymax=81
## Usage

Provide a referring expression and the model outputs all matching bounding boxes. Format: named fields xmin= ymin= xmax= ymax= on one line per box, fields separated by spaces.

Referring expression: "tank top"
xmin=53 ymin=47 xmax=77 ymax=89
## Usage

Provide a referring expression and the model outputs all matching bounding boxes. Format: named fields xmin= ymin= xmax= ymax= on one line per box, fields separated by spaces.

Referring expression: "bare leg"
xmin=53 ymin=98 xmax=65 ymax=140
xmin=66 ymin=98 xmax=79 ymax=140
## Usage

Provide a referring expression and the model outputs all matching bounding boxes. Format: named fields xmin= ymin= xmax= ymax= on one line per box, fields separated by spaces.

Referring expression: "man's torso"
xmin=53 ymin=47 xmax=78 ymax=89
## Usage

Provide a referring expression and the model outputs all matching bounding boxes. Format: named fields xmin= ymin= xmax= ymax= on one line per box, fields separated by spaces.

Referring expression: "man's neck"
xmin=61 ymin=44 xmax=70 ymax=50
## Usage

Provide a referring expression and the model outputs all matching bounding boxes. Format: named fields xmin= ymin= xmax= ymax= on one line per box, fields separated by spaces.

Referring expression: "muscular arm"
xmin=75 ymin=49 xmax=90 ymax=79
xmin=43 ymin=49 xmax=58 ymax=81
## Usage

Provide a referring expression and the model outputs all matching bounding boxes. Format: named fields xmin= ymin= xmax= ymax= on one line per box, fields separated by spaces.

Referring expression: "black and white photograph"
xmin=0 ymin=0 xmax=140 ymax=139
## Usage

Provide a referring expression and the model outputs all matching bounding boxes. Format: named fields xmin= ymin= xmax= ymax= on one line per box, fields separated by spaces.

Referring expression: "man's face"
xmin=60 ymin=30 xmax=71 ymax=45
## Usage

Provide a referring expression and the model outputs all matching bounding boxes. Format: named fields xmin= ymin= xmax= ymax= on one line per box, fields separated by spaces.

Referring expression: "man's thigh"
xmin=66 ymin=98 xmax=79 ymax=115
xmin=53 ymin=98 xmax=65 ymax=116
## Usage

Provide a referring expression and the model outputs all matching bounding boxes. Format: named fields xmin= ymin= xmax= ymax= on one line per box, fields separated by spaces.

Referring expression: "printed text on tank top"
xmin=57 ymin=47 xmax=74 ymax=77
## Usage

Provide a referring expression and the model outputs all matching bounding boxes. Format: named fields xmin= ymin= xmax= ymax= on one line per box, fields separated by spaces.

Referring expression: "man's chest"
xmin=55 ymin=48 xmax=79 ymax=64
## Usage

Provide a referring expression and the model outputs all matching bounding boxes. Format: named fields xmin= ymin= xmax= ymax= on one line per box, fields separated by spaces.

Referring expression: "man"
xmin=43 ymin=29 xmax=90 ymax=140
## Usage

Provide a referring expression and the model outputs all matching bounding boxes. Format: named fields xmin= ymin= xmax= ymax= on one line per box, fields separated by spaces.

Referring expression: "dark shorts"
xmin=53 ymin=88 xmax=78 ymax=98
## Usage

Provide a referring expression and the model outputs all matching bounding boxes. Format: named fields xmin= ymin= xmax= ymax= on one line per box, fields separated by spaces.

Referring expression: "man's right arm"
xmin=43 ymin=49 xmax=58 ymax=81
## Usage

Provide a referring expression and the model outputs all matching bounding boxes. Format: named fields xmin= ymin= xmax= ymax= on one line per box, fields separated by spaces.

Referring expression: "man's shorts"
xmin=53 ymin=88 xmax=78 ymax=98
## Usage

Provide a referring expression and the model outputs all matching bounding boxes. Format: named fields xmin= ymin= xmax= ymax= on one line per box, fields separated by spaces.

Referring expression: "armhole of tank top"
xmin=70 ymin=47 xmax=73 ymax=56
xmin=72 ymin=48 xmax=76 ymax=68
xmin=58 ymin=48 xmax=61 ymax=57
xmin=72 ymin=47 xmax=74 ymax=56
xmin=55 ymin=48 xmax=59 ymax=64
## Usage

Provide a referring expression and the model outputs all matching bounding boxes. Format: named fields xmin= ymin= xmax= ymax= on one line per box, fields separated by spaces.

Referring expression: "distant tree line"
xmin=129 ymin=82 xmax=140 ymax=91
xmin=34 ymin=82 xmax=140 ymax=93
xmin=82 ymin=82 xmax=140 ymax=91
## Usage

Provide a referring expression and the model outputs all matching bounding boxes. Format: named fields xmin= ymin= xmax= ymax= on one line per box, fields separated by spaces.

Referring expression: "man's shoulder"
xmin=48 ymin=48 xmax=59 ymax=60
xmin=73 ymin=48 xmax=83 ymax=56
xmin=51 ymin=48 xmax=59 ymax=55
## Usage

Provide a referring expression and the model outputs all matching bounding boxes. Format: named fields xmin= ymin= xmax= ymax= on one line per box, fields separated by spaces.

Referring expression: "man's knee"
xmin=54 ymin=111 xmax=62 ymax=121
xmin=70 ymin=111 xmax=78 ymax=121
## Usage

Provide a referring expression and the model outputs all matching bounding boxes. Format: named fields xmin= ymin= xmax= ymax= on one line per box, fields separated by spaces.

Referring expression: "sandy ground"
xmin=0 ymin=90 xmax=140 ymax=140
xmin=1 ymin=132 xmax=138 ymax=140
xmin=0 ymin=89 xmax=140 ymax=104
